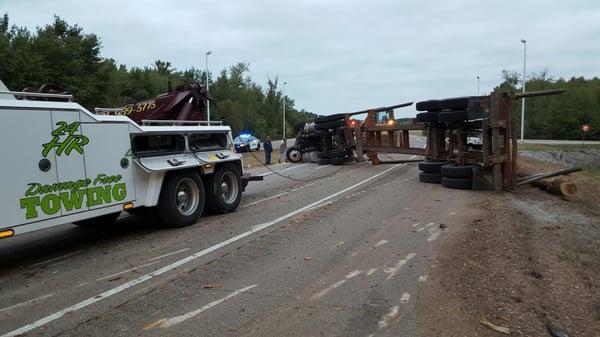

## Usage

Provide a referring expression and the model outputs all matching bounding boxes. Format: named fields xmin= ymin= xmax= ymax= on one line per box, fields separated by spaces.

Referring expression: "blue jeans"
xmin=265 ymin=151 xmax=271 ymax=165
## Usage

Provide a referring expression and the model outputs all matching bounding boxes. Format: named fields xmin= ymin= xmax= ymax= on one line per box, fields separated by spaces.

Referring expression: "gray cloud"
xmin=2 ymin=0 xmax=599 ymax=117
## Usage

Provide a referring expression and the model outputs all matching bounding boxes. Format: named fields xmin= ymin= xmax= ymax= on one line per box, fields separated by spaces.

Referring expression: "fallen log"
xmin=532 ymin=176 xmax=577 ymax=201
xmin=516 ymin=167 xmax=582 ymax=185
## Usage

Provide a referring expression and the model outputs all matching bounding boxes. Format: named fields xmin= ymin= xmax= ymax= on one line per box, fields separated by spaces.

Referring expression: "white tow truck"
xmin=0 ymin=81 xmax=257 ymax=240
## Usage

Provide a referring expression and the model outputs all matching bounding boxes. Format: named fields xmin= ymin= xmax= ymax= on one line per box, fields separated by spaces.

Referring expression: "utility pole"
xmin=205 ymin=51 xmax=212 ymax=122
xmin=520 ymin=39 xmax=527 ymax=143
xmin=282 ymin=81 xmax=287 ymax=140
xmin=477 ymin=75 xmax=480 ymax=95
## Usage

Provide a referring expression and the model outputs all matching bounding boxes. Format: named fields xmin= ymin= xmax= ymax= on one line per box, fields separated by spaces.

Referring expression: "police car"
xmin=233 ymin=134 xmax=261 ymax=152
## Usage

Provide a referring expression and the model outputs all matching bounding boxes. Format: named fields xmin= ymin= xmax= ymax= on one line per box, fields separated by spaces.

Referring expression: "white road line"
xmin=314 ymin=165 xmax=329 ymax=170
xmin=418 ymin=275 xmax=428 ymax=282
xmin=312 ymin=270 xmax=364 ymax=300
xmin=378 ymin=306 xmax=399 ymax=328
xmin=424 ymin=222 xmax=436 ymax=228
xmin=385 ymin=253 xmax=417 ymax=280
xmin=95 ymin=261 xmax=158 ymax=282
xmin=147 ymin=248 xmax=191 ymax=262
xmin=412 ymin=222 xmax=421 ymax=227
xmin=373 ymin=240 xmax=388 ymax=248
xmin=427 ymin=232 xmax=440 ymax=242
xmin=400 ymin=293 xmax=411 ymax=303
xmin=150 ymin=284 xmax=257 ymax=329
xmin=0 ymin=293 xmax=55 ymax=313
xmin=1 ymin=164 xmax=404 ymax=337
xmin=366 ymin=268 xmax=378 ymax=276
xmin=28 ymin=251 xmax=81 ymax=268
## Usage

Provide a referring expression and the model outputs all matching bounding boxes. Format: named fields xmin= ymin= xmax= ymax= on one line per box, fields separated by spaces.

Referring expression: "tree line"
xmin=495 ymin=69 xmax=599 ymax=140
xmin=2 ymin=14 xmax=598 ymax=141
xmin=0 ymin=15 xmax=316 ymax=139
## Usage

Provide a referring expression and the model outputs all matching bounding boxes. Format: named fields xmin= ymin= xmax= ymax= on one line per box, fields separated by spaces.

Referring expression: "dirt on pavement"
xmin=416 ymin=156 xmax=600 ymax=337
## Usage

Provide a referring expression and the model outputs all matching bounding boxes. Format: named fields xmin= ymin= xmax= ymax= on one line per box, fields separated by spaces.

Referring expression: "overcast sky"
xmin=2 ymin=0 xmax=599 ymax=116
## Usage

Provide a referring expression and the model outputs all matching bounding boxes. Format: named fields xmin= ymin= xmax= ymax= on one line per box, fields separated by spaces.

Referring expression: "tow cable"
xmin=248 ymin=150 xmax=345 ymax=182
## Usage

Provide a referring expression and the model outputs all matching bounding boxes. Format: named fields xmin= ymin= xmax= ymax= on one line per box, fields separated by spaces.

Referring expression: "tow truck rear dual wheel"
xmin=205 ymin=163 xmax=242 ymax=214
xmin=158 ymin=170 xmax=205 ymax=227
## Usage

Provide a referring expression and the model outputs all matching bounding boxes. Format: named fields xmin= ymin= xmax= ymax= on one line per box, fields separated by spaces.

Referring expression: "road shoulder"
xmin=416 ymin=179 xmax=600 ymax=336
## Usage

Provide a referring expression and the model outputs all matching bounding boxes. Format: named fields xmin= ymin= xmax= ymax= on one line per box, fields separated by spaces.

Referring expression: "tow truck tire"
xmin=419 ymin=172 xmax=442 ymax=183
xmin=286 ymin=146 xmax=303 ymax=163
xmin=74 ymin=212 xmax=120 ymax=227
xmin=158 ymin=170 xmax=205 ymax=227
xmin=205 ymin=163 xmax=242 ymax=214
xmin=418 ymin=161 xmax=447 ymax=174
xmin=441 ymin=177 xmax=473 ymax=190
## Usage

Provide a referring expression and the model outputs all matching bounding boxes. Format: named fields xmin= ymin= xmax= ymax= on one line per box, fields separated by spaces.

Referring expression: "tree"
xmin=0 ymin=14 xmax=316 ymax=139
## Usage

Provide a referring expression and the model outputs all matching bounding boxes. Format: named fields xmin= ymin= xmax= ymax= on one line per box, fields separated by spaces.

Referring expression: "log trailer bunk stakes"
xmin=362 ymin=89 xmax=564 ymax=191
xmin=0 ymin=81 xmax=262 ymax=240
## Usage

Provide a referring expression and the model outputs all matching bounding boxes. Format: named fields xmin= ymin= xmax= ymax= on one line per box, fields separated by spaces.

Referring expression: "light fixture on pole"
xmin=520 ymin=39 xmax=527 ymax=143
xmin=205 ymin=51 xmax=212 ymax=122
xmin=477 ymin=75 xmax=480 ymax=95
xmin=282 ymin=81 xmax=287 ymax=141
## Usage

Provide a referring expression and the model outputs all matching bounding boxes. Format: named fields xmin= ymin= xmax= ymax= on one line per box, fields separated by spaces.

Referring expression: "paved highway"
xmin=0 ymin=137 xmax=481 ymax=337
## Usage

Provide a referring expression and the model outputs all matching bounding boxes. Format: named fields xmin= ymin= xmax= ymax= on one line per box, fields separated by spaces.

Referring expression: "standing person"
xmin=279 ymin=139 xmax=287 ymax=164
xmin=264 ymin=136 xmax=273 ymax=165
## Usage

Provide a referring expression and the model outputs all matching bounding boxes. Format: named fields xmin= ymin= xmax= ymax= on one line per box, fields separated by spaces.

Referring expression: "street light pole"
xmin=205 ymin=51 xmax=212 ymax=122
xmin=282 ymin=81 xmax=287 ymax=141
xmin=477 ymin=75 xmax=480 ymax=95
xmin=520 ymin=39 xmax=527 ymax=143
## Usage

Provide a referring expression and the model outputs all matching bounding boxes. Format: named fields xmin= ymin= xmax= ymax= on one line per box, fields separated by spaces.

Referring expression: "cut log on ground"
xmin=532 ymin=177 xmax=578 ymax=201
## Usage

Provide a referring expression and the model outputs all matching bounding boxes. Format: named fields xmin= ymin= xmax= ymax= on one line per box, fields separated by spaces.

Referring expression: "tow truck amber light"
xmin=387 ymin=119 xmax=395 ymax=126
xmin=204 ymin=163 xmax=214 ymax=169
xmin=348 ymin=119 xmax=358 ymax=128
xmin=123 ymin=202 xmax=134 ymax=210
xmin=0 ymin=229 xmax=14 ymax=239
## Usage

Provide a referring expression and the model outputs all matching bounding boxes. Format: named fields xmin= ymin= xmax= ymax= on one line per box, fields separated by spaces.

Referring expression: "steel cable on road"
xmin=248 ymin=150 xmax=345 ymax=182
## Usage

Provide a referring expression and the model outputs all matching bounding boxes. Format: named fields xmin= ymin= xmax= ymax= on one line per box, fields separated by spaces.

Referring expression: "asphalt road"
xmin=0 ymin=137 xmax=480 ymax=337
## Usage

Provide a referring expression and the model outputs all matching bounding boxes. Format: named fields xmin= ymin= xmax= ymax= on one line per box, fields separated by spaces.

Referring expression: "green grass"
xmin=581 ymin=163 xmax=600 ymax=181
xmin=518 ymin=143 xmax=600 ymax=152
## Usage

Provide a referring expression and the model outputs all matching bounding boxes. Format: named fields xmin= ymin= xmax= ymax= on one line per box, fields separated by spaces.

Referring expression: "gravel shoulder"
xmin=416 ymin=156 xmax=600 ymax=337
